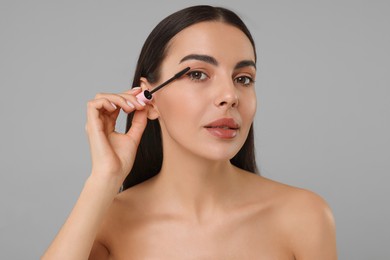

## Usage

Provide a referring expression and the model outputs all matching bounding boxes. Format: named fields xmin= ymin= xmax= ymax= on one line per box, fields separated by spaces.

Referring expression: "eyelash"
xmin=186 ymin=71 xmax=208 ymax=81
xmin=235 ymin=76 xmax=255 ymax=86
xmin=186 ymin=70 xmax=255 ymax=87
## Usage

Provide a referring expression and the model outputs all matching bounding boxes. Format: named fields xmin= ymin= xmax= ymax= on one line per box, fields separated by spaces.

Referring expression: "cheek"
xmin=155 ymin=88 xmax=205 ymax=127
xmin=240 ymin=90 xmax=257 ymax=121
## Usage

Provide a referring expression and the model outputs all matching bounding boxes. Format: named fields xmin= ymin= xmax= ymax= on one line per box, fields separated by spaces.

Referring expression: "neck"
xmin=149 ymin=141 xmax=242 ymax=222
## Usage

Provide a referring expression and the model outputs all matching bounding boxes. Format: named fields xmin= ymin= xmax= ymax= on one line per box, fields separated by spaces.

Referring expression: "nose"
xmin=214 ymin=79 xmax=239 ymax=109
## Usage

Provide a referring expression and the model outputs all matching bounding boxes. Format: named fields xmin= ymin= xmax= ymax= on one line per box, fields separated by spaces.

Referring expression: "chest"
xmin=107 ymin=216 xmax=293 ymax=259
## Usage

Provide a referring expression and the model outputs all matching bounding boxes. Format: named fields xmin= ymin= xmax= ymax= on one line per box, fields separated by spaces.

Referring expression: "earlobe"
xmin=140 ymin=77 xmax=160 ymax=120
xmin=146 ymin=103 xmax=160 ymax=120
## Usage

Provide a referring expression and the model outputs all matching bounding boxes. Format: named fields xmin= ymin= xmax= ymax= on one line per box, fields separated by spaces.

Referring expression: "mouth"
xmin=204 ymin=125 xmax=239 ymax=130
xmin=204 ymin=118 xmax=240 ymax=139
xmin=204 ymin=118 xmax=240 ymax=129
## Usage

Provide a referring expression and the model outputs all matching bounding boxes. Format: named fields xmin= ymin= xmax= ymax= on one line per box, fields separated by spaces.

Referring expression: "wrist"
xmin=86 ymin=174 xmax=123 ymax=195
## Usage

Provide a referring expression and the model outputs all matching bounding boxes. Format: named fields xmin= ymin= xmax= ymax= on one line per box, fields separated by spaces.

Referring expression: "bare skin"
xmin=93 ymin=171 xmax=336 ymax=259
xmin=43 ymin=21 xmax=337 ymax=260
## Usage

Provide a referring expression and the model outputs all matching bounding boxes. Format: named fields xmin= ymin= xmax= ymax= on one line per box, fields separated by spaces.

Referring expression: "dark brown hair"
xmin=123 ymin=5 xmax=259 ymax=190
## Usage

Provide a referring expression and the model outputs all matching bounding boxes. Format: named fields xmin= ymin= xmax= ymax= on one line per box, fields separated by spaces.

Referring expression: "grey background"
xmin=1 ymin=0 xmax=389 ymax=259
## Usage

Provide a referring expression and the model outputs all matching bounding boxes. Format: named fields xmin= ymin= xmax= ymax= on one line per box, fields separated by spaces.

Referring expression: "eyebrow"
xmin=235 ymin=60 xmax=256 ymax=70
xmin=179 ymin=54 xmax=256 ymax=70
xmin=179 ymin=54 xmax=218 ymax=66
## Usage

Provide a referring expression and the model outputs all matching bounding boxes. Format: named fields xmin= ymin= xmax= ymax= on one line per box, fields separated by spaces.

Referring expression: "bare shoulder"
xmin=258 ymin=176 xmax=333 ymax=219
xmin=240 ymin=170 xmax=331 ymax=208
xmin=93 ymin=185 xmax=146 ymax=252
xmin=241 ymin=171 xmax=337 ymax=259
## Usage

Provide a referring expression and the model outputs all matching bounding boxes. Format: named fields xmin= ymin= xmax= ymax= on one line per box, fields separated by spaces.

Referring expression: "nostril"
xmin=218 ymin=100 xmax=238 ymax=108
xmin=216 ymin=92 xmax=239 ymax=108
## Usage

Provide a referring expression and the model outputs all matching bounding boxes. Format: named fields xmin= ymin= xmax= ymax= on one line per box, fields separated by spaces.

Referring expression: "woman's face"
xmin=149 ymin=21 xmax=257 ymax=161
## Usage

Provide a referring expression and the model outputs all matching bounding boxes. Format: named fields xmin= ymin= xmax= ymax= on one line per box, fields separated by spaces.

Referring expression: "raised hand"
xmin=85 ymin=87 xmax=148 ymax=185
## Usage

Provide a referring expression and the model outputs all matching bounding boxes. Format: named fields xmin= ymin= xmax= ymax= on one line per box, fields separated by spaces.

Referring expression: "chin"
xmin=196 ymin=146 xmax=241 ymax=162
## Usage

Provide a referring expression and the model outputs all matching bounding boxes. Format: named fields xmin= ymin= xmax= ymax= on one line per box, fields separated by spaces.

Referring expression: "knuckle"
xmin=87 ymin=100 xmax=95 ymax=108
xmin=117 ymin=95 xmax=126 ymax=102
xmin=95 ymin=92 xmax=104 ymax=99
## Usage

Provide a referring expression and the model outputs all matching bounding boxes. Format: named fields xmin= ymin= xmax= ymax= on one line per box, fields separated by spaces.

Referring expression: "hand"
xmin=85 ymin=87 xmax=148 ymax=184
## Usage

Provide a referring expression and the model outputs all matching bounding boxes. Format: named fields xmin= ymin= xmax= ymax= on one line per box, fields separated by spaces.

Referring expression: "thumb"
xmin=126 ymin=109 xmax=148 ymax=145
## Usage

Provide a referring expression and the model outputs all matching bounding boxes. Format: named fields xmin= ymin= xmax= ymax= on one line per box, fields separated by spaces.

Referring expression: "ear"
xmin=140 ymin=77 xmax=160 ymax=120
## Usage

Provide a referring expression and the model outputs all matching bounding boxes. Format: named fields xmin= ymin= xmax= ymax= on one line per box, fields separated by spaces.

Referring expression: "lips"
xmin=204 ymin=118 xmax=240 ymax=139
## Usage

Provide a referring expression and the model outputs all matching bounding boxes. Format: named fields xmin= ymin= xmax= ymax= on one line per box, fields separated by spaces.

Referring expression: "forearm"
xmin=42 ymin=175 xmax=121 ymax=260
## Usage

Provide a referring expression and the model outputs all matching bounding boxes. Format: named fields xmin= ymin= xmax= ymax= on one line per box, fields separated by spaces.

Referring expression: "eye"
xmin=235 ymin=76 xmax=254 ymax=86
xmin=186 ymin=71 xmax=208 ymax=81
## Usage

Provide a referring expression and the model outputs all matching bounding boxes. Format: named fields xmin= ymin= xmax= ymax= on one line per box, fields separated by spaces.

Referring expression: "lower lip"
xmin=205 ymin=127 xmax=238 ymax=139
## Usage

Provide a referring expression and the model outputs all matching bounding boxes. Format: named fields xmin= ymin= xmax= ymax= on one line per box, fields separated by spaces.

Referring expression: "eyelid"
xmin=235 ymin=72 xmax=255 ymax=81
xmin=234 ymin=75 xmax=255 ymax=86
xmin=185 ymin=68 xmax=255 ymax=85
xmin=186 ymin=69 xmax=209 ymax=81
xmin=234 ymin=69 xmax=256 ymax=76
xmin=186 ymin=69 xmax=209 ymax=76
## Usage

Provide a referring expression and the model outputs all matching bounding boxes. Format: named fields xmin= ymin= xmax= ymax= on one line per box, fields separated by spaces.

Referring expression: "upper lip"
xmin=204 ymin=118 xmax=240 ymax=129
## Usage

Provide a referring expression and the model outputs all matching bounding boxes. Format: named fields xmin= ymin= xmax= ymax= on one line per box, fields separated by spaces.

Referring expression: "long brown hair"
xmin=123 ymin=5 xmax=259 ymax=190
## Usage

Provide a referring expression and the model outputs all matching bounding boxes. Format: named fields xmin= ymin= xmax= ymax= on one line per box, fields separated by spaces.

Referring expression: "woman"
xmin=43 ymin=5 xmax=337 ymax=259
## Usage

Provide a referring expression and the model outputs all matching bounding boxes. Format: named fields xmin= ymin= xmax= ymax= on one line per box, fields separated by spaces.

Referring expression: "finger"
xmin=118 ymin=93 xmax=148 ymax=108
xmin=87 ymin=97 xmax=118 ymax=116
xmin=123 ymin=87 xmax=142 ymax=95
xmin=123 ymin=88 xmax=150 ymax=107
xmin=94 ymin=93 xmax=142 ymax=114
xmin=86 ymin=98 xmax=119 ymax=132
xmin=125 ymin=109 xmax=148 ymax=146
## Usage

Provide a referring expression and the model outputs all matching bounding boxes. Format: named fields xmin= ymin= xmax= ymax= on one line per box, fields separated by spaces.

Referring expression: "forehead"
xmin=165 ymin=21 xmax=255 ymax=64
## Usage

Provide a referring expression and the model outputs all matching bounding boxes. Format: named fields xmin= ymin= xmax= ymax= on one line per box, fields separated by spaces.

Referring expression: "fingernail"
xmin=127 ymin=100 xmax=135 ymax=108
xmin=131 ymin=87 xmax=141 ymax=91
xmin=137 ymin=98 xmax=146 ymax=106
xmin=111 ymin=102 xmax=117 ymax=109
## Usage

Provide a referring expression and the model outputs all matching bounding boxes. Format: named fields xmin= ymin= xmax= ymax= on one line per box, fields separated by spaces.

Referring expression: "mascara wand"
xmin=136 ymin=67 xmax=191 ymax=103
